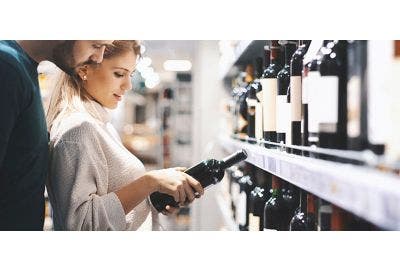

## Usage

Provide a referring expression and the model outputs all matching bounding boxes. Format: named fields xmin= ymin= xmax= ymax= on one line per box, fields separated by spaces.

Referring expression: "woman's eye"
xmin=114 ymin=72 xmax=124 ymax=78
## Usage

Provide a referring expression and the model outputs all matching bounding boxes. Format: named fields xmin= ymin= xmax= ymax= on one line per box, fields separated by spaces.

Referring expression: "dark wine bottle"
xmin=263 ymin=176 xmax=286 ymax=231
xmin=331 ymin=205 xmax=345 ymax=231
xmin=255 ymin=47 xmax=270 ymax=144
xmin=317 ymin=199 xmax=332 ymax=231
xmin=248 ymin=180 xmax=270 ymax=231
xmin=237 ymin=175 xmax=254 ymax=231
xmin=290 ymin=41 xmax=311 ymax=154
xmin=289 ymin=191 xmax=317 ymax=231
xmin=261 ymin=41 xmax=283 ymax=144
xmin=307 ymin=40 xmax=330 ymax=149
xmin=281 ymin=182 xmax=299 ymax=230
xmin=246 ymin=63 xmax=257 ymax=142
xmin=346 ymin=40 xmax=368 ymax=151
xmin=277 ymin=41 xmax=297 ymax=147
xmin=317 ymin=40 xmax=348 ymax=150
xmin=150 ymin=150 xmax=248 ymax=212
xmin=253 ymin=57 xmax=265 ymax=143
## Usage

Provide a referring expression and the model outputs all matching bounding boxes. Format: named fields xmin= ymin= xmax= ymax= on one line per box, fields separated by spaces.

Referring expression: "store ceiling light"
xmin=163 ymin=60 xmax=192 ymax=71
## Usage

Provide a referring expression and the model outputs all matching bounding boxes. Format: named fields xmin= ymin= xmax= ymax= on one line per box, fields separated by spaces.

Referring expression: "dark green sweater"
xmin=0 ymin=41 xmax=48 ymax=230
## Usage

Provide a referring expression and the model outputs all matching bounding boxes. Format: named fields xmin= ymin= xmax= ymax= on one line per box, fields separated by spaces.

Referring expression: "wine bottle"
xmin=150 ymin=150 xmax=248 ymax=212
xmin=229 ymin=166 xmax=244 ymax=220
xmin=290 ymin=41 xmax=311 ymax=154
xmin=246 ymin=63 xmax=257 ymax=142
xmin=263 ymin=176 xmax=286 ymax=231
xmin=366 ymin=41 xmax=389 ymax=156
xmin=346 ymin=40 xmax=368 ymax=151
xmin=237 ymin=175 xmax=254 ymax=231
xmin=317 ymin=40 xmax=348 ymax=150
xmin=305 ymin=41 xmax=327 ymax=148
xmin=248 ymin=171 xmax=270 ymax=231
xmin=289 ymin=190 xmax=317 ymax=231
xmin=254 ymin=57 xmax=265 ymax=144
xmin=331 ymin=205 xmax=345 ymax=231
xmin=256 ymin=47 xmax=270 ymax=144
xmin=277 ymin=41 xmax=297 ymax=148
xmin=261 ymin=41 xmax=283 ymax=144
xmin=385 ymin=40 xmax=400 ymax=161
xmin=317 ymin=199 xmax=332 ymax=231
xmin=238 ymin=72 xmax=250 ymax=141
xmin=281 ymin=182 xmax=299 ymax=230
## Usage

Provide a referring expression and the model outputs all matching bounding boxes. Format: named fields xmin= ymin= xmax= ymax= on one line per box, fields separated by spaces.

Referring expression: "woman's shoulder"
xmin=50 ymin=111 xmax=103 ymax=145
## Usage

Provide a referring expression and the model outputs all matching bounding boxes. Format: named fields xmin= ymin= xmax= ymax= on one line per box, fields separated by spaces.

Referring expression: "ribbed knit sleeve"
xmin=48 ymin=122 xmax=127 ymax=231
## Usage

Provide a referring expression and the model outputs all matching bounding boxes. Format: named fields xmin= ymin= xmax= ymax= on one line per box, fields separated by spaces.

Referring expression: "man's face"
xmin=52 ymin=40 xmax=114 ymax=74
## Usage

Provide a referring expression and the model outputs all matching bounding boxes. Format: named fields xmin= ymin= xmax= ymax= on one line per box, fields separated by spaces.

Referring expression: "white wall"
xmin=189 ymin=41 xmax=229 ymax=230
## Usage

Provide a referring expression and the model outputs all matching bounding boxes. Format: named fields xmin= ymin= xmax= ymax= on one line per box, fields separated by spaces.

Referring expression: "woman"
xmin=46 ymin=40 xmax=203 ymax=231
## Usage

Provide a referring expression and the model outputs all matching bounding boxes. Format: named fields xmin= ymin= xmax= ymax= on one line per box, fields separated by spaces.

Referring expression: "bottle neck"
xmin=264 ymin=47 xmax=271 ymax=70
xmin=300 ymin=190 xmax=307 ymax=213
xmin=307 ymin=194 xmax=316 ymax=215
xmin=270 ymin=47 xmax=282 ymax=65
xmin=271 ymin=176 xmax=281 ymax=195
xmin=220 ymin=150 xmax=248 ymax=169
xmin=284 ymin=44 xmax=297 ymax=66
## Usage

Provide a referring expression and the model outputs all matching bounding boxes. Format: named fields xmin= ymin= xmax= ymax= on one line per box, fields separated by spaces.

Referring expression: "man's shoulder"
xmin=0 ymin=41 xmax=22 ymax=68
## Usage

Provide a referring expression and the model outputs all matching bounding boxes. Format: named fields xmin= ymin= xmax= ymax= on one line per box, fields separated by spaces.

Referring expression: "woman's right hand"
xmin=146 ymin=167 xmax=204 ymax=205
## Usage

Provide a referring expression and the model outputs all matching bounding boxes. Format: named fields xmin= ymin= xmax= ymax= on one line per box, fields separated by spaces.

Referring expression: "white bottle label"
xmin=302 ymin=76 xmax=309 ymax=104
xmin=319 ymin=76 xmax=339 ymax=125
xmin=249 ymin=213 xmax=260 ymax=231
xmin=290 ymin=76 xmax=302 ymax=121
xmin=307 ymin=71 xmax=321 ymax=133
xmin=276 ymin=95 xmax=289 ymax=133
xmin=347 ymin=75 xmax=361 ymax=137
xmin=367 ymin=40 xmax=391 ymax=146
xmin=237 ymin=192 xmax=247 ymax=226
xmin=255 ymin=92 xmax=264 ymax=140
xmin=261 ymin=78 xmax=277 ymax=132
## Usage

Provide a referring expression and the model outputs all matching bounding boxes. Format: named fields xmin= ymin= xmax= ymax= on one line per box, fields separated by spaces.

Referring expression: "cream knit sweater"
xmin=46 ymin=100 xmax=160 ymax=231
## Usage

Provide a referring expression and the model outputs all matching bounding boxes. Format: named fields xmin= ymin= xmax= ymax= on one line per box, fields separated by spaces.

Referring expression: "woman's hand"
xmin=146 ymin=167 xmax=204 ymax=205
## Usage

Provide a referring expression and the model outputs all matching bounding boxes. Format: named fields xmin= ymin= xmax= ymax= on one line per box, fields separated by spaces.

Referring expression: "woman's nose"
xmin=122 ymin=77 xmax=132 ymax=92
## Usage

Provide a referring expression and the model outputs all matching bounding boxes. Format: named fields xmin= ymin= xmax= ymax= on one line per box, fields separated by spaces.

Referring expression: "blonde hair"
xmin=46 ymin=40 xmax=141 ymax=131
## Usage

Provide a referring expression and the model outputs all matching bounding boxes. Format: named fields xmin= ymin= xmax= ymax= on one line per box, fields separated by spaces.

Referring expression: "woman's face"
xmin=84 ymin=50 xmax=136 ymax=109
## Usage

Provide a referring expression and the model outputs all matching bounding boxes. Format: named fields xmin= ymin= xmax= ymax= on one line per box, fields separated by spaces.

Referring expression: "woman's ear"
xmin=77 ymin=65 xmax=89 ymax=81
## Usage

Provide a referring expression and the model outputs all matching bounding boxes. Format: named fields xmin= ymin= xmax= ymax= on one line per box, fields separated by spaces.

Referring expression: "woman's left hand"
xmin=161 ymin=205 xmax=180 ymax=216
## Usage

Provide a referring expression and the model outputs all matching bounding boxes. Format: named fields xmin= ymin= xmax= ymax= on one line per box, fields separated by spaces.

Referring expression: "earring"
xmin=83 ymin=75 xmax=87 ymax=81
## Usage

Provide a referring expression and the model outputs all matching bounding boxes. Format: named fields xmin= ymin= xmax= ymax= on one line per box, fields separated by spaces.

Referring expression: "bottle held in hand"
xmin=150 ymin=150 xmax=248 ymax=212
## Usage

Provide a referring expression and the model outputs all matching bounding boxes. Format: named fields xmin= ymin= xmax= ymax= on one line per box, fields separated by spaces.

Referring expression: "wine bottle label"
xmin=347 ymin=75 xmax=361 ymax=137
xmin=302 ymin=76 xmax=309 ymax=104
xmin=307 ymin=71 xmax=322 ymax=133
xmin=237 ymin=192 xmax=247 ymax=226
xmin=261 ymin=78 xmax=277 ymax=132
xmin=249 ymin=213 xmax=260 ymax=231
xmin=290 ymin=76 xmax=302 ymax=121
xmin=318 ymin=76 xmax=339 ymax=125
xmin=255 ymin=92 xmax=263 ymax=140
xmin=367 ymin=41 xmax=391 ymax=146
xmin=276 ymin=95 xmax=290 ymax=133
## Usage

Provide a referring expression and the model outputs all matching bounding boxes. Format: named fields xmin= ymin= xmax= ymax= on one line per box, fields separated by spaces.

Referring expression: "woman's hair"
xmin=46 ymin=40 xmax=141 ymax=131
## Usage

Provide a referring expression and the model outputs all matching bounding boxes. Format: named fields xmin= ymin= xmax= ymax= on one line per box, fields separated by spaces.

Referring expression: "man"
xmin=0 ymin=40 xmax=114 ymax=230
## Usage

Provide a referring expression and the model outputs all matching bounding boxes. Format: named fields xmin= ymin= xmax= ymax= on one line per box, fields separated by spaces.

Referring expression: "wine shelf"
xmin=219 ymin=135 xmax=400 ymax=230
